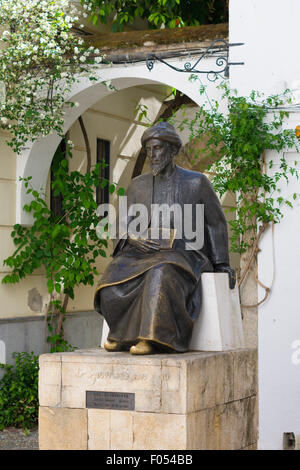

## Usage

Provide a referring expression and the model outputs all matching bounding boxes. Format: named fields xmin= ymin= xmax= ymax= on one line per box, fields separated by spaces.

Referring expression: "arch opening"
xmin=16 ymin=60 xmax=227 ymax=224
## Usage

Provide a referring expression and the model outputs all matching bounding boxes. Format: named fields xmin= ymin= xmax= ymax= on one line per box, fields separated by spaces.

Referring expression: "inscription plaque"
xmin=86 ymin=391 xmax=135 ymax=410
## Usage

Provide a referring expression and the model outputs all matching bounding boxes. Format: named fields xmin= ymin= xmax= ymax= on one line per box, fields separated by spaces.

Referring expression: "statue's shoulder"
xmin=131 ymin=172 xmax=151 ymax=183
xmin=129 ymin=168 xmax=209 ymax=187
xmin=129 ymin=172 xmax=151 ymax=189
xmin=126 ymin=172 xmax=152 ymax=196
xmin=176 ymin=166 xmax=208 ymax=184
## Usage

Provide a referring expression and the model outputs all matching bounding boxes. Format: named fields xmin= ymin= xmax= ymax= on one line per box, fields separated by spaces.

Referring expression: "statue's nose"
xmin=148 ymin=148 xmax=159 ymax=160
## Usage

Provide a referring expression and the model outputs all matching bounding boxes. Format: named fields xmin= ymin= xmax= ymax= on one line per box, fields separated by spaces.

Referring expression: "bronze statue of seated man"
xmin=94 ymin=122 xmax=235 ymax=355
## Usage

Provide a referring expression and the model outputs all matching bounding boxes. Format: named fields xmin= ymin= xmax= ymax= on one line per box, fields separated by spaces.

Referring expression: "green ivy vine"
xmin=1 ymin=142 xmax=122 ymax=352
xmin=174 ymin=79 xmax=300 ymax=300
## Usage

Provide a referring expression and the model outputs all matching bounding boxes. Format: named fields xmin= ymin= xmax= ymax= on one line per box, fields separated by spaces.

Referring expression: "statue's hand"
xmin=128 ymin=235 xmax=160 ymax=253
xmin=214 ymin=263 xmax=236 ymax=290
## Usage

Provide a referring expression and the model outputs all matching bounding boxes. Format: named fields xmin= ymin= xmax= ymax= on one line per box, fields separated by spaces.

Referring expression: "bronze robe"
xmin=94 ymin=166 xmax=230 ymax=352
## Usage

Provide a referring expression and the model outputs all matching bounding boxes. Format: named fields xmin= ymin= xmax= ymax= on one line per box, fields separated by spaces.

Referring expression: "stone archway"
xmin=16 ymin=59 xmax=226 ymax=224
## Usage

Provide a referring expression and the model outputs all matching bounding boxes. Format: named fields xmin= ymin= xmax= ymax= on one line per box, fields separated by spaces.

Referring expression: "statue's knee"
xmin=146 ymin=264 xmax=175 ymax=283
xmin=99 ymin=286 xmax=111 ymax=304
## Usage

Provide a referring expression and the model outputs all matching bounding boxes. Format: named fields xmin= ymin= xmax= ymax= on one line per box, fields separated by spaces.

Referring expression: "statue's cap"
xmin=141 ymin=122 xmax=182 ymax=152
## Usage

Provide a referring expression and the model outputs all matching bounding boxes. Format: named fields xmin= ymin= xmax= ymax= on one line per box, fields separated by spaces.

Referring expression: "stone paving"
xmin=0 ymin=427 xmax=38 ymax=450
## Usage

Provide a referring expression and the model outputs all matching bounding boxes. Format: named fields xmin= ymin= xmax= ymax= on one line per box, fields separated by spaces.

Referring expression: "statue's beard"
xmin=151 ymin=166 xmax=163 ymax=176
xmin=151 ymin=160 xmax=169 ymax=176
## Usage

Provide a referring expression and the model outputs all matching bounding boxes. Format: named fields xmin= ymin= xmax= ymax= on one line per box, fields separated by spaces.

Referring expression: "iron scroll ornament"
xmin=146 ymin=39 xmax=244 ymax=82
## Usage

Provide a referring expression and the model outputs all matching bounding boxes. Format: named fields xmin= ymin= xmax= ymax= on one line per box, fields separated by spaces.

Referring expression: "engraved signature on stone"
xmin=76 ymin=367 xmax=148 ymax=385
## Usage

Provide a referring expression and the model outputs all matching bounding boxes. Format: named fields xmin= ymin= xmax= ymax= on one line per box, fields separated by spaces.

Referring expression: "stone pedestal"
xmin=38 ymin=348 xmax=257 ymax=450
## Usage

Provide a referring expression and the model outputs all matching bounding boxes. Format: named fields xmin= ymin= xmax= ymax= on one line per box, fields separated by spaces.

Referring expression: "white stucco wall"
xmin=230 ymin=0 xmax=300 ymax=450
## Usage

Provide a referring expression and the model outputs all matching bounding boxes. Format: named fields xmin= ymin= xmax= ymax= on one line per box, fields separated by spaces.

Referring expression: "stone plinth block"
xmin=189 ymin=273 xmax=244 ymax=351
xmin=101 ymin=273 xmax=244 ymax=351
xmin=39 ymin=348 xmax=257 ymax=450
xmin=39 ymin=407 xmax=88 ymax=450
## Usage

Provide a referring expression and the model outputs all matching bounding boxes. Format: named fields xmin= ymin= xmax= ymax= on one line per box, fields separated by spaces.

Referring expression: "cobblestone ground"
xmin=0 ymin=427 xmax=38 ymax=450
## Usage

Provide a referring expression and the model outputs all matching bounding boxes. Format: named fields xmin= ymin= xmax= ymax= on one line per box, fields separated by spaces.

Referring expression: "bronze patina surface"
xmin=94 ymin=122 xmax=235 ymax=354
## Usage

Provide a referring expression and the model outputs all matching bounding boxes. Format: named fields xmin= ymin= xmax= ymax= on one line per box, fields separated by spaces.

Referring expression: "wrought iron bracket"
xmin=146 ymin=39 xmax=244 ymax=82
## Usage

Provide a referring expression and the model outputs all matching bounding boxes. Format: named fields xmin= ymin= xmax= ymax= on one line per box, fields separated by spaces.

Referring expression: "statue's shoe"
xmin=130 ymin=340 xmax=154 ymax=355
xmin=104 ymin=340 xmax=121 ymax=352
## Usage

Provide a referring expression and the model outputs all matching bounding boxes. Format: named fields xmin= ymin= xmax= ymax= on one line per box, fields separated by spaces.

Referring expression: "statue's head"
xmin=141 ymin=122 xmax=182 ymax=176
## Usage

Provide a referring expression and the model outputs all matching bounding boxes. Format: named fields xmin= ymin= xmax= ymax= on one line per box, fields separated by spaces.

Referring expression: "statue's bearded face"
xmin=145 ymin=138 xmax=174 ymax=176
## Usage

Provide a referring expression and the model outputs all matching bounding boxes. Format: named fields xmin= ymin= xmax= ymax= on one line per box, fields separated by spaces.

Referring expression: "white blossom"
xmin=0 ymin=0 xmax=105 ymax=153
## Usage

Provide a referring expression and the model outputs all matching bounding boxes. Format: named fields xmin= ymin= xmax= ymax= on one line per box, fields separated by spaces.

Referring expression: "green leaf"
xmin=91 ymin=14 xmax=98 ymax=25
xmin=117 ymin=187 xmax=126 ymax=196
xmin=55 ymin=283 xmax=61 ymax=293
xmin=100 ymin=180 xmax=108 ymax=190
xmin=51 ymin=225 xmax=61 ymax=239
xmin=47 ymin=279 xmax=54 ymax=293
xmin=109 ymin=184 xmax=116 ymax=194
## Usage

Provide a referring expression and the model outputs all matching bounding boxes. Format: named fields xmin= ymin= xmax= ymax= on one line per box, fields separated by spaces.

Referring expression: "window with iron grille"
xmin=50 ymin=139 xmax=67 ymax=218
xmin=96 ymin=138 xmax=110 ymax=205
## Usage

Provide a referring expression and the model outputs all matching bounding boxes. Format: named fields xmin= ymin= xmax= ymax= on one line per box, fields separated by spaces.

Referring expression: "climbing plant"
xmin=172 ymin=79 xmax=299 ymax=301
xmin=0 ymin=0 xmax=106 ymax=154
xmin=81 ymin=0 xmax=229 ymax=32
xmin=1 ymin=142 xmax=123 ymax=352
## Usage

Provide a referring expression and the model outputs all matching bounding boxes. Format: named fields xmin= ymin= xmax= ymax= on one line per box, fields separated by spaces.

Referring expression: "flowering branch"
xmin=0 ymin=0 xmax=105 ymax=154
